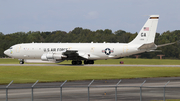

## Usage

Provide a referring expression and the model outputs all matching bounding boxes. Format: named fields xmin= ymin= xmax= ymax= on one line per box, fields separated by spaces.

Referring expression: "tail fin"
xmin=129 ymin=15 xmax=159 ymax=45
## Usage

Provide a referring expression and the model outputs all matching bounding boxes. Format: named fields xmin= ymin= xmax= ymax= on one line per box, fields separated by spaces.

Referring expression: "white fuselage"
xmin=4 ymin=43 xmax=143 ymax=60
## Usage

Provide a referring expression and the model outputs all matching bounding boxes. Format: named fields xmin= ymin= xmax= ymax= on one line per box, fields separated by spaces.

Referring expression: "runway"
xmin=1 ymin=77 xmax=180 ymax=101
xmin=1 ymin=64 xmax=180 ymax=67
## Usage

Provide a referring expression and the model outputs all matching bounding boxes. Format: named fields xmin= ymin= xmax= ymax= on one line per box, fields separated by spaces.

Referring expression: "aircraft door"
xmin=16 ymin=45 xmax=21 ymax=53
xmin=123 ymin=45 xmax=129 ymax=53
xmin=91 ymin=47 xmax=95 ymax=53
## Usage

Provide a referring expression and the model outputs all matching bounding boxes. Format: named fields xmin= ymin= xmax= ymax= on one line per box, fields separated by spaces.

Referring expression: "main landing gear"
xmin=71 ymin=60 xmax=94 ymax=65
xmin=19 ymin=59 xmax=24 ymax=64
xmin=72 ymin=61 xmax=82 ymax=65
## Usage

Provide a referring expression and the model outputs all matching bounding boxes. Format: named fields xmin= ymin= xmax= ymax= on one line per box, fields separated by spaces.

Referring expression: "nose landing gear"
xmin=19 ymin=59 xmax=24 ymax=64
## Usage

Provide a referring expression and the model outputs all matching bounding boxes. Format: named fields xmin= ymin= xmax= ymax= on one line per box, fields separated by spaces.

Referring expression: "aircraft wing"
xmin=62 ymin=49 xmax=78 ymax=54
xmin=62 ymin=49 xmax=88 ymax=60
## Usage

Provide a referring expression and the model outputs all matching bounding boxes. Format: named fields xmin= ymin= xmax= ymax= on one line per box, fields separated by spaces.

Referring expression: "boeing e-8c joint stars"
xmin=4 ymin=15 xmax=175 ymax=65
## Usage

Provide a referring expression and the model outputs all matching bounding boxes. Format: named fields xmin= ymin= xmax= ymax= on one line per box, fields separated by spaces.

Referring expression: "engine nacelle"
xmin=24 ymin=59 xmax=65 ymax=63
xmin=46 ymin=54 xmax=54 ymax=59
xmin=41 ymin=53 xmax=66 ymax=61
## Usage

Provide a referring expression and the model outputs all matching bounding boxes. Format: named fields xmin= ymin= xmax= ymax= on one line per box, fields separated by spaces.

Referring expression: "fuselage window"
xmin=9 ymin=47 xmax=13 ymax=49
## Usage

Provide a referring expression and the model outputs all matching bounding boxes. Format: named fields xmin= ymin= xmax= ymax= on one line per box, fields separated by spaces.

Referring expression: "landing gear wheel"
xmin=89 ymin=60 xmax=94 ymax=64
xmin=77 ymin=61 xmax=82 ymax=65
xmin=19 ymin=60 xmax=24 ymax=64
xmin=84 ymin=60 xmax=88 ymax=64
xmin=72 ymin=61 xmax=82 ymax=65
xmin=72 ymin=61 xmax=77 ymax=65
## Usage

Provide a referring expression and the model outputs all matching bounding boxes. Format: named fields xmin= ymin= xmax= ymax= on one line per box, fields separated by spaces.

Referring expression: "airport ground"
xmin=1 ymin=58 xmax=180 ymax=100
xmin=1 ymin=77 xmax=180 ymax=101
xmin=1 ymin=58 xmax=180 ymax=65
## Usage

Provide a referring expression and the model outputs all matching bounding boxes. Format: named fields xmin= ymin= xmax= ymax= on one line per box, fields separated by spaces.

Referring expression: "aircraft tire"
xmin=89 ymin=60 xmax=94 ymax=64
xmin=72 ymin=61 xmax=77 ymax=65
xmin=84 ymin=60 xmax=88 ymax=64
xmin=19 ymin=61 xmax=24 ymax=64
xmin=77 ymin=61 xmax=82 ymax=65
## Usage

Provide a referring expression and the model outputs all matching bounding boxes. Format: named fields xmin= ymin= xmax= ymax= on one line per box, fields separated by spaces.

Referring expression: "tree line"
xmin=0 ymin=27 xmax=180 ymax=59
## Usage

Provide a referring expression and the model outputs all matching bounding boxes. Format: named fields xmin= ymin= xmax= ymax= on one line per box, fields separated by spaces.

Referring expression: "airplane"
xmin=3 ymin=15 xmax=176 ymax=65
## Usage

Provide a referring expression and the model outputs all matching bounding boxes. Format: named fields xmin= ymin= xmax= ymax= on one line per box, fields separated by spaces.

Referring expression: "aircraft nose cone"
xmin=4 ymin=50 xmax=9 ymax=56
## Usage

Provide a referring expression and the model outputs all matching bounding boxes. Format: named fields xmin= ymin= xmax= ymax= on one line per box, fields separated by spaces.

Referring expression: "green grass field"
xmin=95 ymin=58 xmax=180 ymax=65
xmin=1 ymin=58 xmax=180 ymax=84
xmin=1 ymin=66 xmax=180 ymax=84
xmin=1 ymin=58 xmax=180 ymax=65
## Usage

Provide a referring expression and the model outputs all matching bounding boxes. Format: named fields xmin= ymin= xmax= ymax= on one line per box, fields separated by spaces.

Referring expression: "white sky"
xmin=0 ymin=0 xmax=180 ymax=34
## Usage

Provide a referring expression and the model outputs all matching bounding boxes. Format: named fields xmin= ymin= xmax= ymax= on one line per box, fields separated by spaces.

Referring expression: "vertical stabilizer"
xmin=129 ymin=15 xmax=159 ymax=45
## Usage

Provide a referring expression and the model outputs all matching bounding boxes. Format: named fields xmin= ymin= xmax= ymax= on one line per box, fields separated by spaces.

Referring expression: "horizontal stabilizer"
xmin=157 ymin=42 xmax=176 ymax=48
xmin=138 ymin=42 xmax=157 ymax=50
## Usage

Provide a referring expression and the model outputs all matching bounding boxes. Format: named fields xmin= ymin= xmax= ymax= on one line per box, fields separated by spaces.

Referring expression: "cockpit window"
xmin=9 ymin=47 xmax=13 ymax=49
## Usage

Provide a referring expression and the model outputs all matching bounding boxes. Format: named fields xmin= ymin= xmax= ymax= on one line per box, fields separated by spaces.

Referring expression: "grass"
xmin=95 ymin=58 xmax=180 ymax=65
xmin=1 ymin=58 xmax=180 ymax=65
xmin=1 ymin=58 xmax=180 ymax=84
xmin=1 ymin=66 xmax=180 ymax=84
xmin=0 ymin=58 xmax=19 ymax=64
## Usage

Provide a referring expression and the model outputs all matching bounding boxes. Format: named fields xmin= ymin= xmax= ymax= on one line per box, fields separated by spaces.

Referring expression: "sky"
xmin=0 ymin=0 xmax=180 ymax=34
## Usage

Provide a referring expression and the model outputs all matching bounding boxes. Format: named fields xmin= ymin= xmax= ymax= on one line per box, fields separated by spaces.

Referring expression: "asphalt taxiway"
xmin=1 ymin=77 xmax=180 ymax=101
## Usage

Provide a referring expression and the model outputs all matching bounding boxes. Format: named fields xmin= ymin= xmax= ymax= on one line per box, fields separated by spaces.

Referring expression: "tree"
xmin=1 ymin=28 xmax=180 ymax=59
xmin=115 ymin=30 xmax=126 ymax=36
